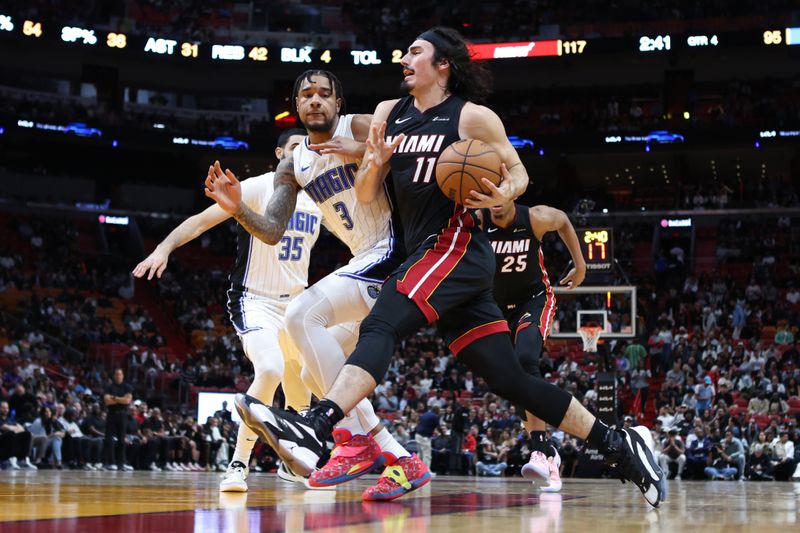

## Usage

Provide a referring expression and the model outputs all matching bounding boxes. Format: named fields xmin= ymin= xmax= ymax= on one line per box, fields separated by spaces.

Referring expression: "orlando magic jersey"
xmin=228 ymin=172 xmax=321 ymax=299
xmin=482 ymin=204 xmax=552 ymax=310
xmin=293 ymin=114 xmax=398 ymax=259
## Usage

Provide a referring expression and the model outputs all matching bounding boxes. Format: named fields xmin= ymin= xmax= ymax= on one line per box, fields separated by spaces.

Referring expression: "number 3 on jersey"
xmin=333 ymin=201 xmax=354 ymax=230
xmin=278 ymin=236 xmax=303 ymax=261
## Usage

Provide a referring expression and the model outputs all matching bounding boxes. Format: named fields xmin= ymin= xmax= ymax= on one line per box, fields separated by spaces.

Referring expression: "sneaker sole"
xmin=521 ymin=463 xmax=550 ymax=484
xmin=362 ymin=471 xmax=432 ymax=502
xmin=219 ymin=483 xmax=248 ymax=492
xmin=234 ymin=395 xmax=316 ymax=478
xmin=309 ymin=455 xmax=387 ymax=487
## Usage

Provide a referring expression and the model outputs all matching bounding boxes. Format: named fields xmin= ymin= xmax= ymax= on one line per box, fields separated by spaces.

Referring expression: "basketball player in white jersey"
xmin=204 ymin=70 xmax=422 ymax=498
xmin=133 ymin=129 xmax=357 ymax=491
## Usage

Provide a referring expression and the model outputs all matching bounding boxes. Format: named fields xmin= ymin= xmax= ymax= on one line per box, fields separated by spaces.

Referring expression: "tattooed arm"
xmin=204 ymin=158 xmax=300 ymax=245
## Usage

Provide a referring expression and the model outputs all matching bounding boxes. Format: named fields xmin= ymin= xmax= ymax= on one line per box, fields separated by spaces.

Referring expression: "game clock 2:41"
xmin=639 ymin=35 xmax=671 ymax=52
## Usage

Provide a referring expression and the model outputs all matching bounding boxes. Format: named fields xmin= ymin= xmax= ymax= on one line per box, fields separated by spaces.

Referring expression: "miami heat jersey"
xmin=228 ymin=172 xmax=321 ymax=299
xmin=483 ymin=205 xmax=552 ymax=310
xmin=385 ymin=95 xmax=467 ymax=253
xmin=293 ymin=114 xmax=397 ymax=259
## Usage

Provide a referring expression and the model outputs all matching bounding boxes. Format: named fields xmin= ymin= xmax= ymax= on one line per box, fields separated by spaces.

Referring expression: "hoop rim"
xmin=577 ymin=325 xmax=603 ymax=352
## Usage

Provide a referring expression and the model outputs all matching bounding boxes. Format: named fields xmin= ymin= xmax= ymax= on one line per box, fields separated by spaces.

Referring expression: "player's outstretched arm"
xmin=132 ymin=201 xmax=232 ymax=280
xmin=205 ymin=158 xmax=299 ymax=246
xmin=529 ymin=205 xmax=586 ymax=289
xmin=355 ymin=100 xmax=403 ymax=203
xmin=459 ymin=103 xmax=529 ymax=209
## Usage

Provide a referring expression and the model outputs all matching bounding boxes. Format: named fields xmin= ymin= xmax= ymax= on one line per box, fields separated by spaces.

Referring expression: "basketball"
xmin=435 ymin=139 xmax=503 ymax=204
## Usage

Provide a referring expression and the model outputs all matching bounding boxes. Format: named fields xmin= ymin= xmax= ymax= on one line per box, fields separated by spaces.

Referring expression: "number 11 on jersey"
xmin=412 ymin=157 xmax=436 ymax=183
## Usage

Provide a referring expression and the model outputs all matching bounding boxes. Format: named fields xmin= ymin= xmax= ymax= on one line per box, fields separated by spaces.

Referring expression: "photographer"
xmin=659 ymin=429 xmax=686 ymax=480
xmin=704 ymin=430 xmax=744 ymax=480
xmin=747 ymin=444 xmax=774 ymax=481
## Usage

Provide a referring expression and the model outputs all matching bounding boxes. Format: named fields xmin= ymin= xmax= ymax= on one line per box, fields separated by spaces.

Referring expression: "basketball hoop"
xmin=578 ymin=326 xmax=603 ymax=352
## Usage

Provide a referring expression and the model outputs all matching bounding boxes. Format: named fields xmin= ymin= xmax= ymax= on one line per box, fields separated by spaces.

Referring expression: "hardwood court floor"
xmin=0 ymin=471 xmax=798 ymax=532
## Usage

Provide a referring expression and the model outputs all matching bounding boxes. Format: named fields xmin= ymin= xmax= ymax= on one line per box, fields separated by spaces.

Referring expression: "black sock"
xmin=586 ymin=419 xmax=613 ymax=449
xmin=313 ymin=399 xmax=344 ymax=429
xmin=529 ymin=431 xmax=549 ymax=455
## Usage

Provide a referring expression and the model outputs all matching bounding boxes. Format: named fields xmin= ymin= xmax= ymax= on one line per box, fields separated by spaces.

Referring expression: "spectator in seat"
xmin=747 ymin=444 xmax=774 ymax=480
xmin=430 ymin=425 xmax=451 ymax=475
xmin=748 ymin=392 xmax=769 ymax=415
xmin=29 ymin=406 xmax=65 ymax=469
xmin=685 ymin=426 xmax=711 ymax=479
xmin=659 ymin=428 xmax=686 ymax=480
xmin=476 ymin=428 xmax=507 ymax=477
xmin=60 ymin=407 xmax=101 ymax=469
xmin=80 ymin=404 xmax=106 ymax=470
xmin=462 ymin=425 xmax=478 ymax=475
xmin=695 ymin=376 xmax=715 ymax=414
xmin=769 ymin=431 xmax=797 ymax=481
xmin=0 ymin=400 xmax=36 ymax=469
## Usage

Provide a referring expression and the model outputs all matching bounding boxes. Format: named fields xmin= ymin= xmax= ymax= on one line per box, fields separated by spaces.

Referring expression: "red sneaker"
xmin=362 ymin=454 xmax=432 ymax=501
xmin=307 ymin=429 xmax=385 ymax=488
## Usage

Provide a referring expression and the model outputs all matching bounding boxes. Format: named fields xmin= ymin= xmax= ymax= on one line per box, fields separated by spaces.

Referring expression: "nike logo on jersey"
xmin=301 ymin=165 xmax=310 ymax=172
xmin=395 ymin=117 xmax=413 ymax=124
xmin=432 ymin=116 xmax=450 ymax=122
xmin=487 ymin=227 xmax=498 ymax=233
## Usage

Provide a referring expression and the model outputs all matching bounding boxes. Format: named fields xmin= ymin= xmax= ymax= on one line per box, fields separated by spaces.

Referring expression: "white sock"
xmin=337 ymin=411 xmax=366 ymax=436
xmin=373 ymin=427 xmax=410 ymax=460
xmin=233 ymin=330 xmax=284 ymax=466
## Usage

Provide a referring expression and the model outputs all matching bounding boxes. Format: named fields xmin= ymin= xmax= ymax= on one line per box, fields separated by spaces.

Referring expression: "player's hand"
xmin=132 ymin=248 xmax=170 ymax=280
xmin=205 ymin=160 xmax=242 ymax=216
xmin=308 ymin=136 xmax=366 ymax=158
xmin=559 ymin=263 xmax=586 ymax=289
xmin=463 ymin=163 xmax=515 ymax=209
xmin=365 ymin=121 xmax=405 ymax=170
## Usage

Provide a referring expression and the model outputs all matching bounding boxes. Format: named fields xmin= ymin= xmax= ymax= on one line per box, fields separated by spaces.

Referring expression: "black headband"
xmin=417 ymin=30 xmax=455 ymax=54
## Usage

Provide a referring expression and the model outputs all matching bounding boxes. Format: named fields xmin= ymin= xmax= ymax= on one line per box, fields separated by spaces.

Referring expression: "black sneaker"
xmin=603 ymin=425 xmax=667 ymax=508
xmin=234 ymin=393 xmax=330 ymax=477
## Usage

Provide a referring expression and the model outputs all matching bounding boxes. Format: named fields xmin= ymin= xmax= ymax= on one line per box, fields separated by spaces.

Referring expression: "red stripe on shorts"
xmin=449 ymin=320 xmax=511 ymax=356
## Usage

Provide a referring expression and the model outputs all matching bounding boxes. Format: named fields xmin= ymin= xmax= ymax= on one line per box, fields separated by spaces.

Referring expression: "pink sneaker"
xmin=540 ymin=452 xmax=562 ymax=493
xmin=521 ymin=451 xmax=550 ymax=483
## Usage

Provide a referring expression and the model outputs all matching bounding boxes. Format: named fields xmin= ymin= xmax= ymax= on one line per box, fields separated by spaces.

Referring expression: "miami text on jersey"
xmin=385 ymin=134 xmax=446 ymax=154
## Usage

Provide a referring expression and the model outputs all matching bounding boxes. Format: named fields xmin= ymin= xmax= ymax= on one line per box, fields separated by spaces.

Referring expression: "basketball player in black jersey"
xmin=477 ymin=203 xmax=585 ymax=492
xmin=235 ymin=26 xmax=666 ymax=506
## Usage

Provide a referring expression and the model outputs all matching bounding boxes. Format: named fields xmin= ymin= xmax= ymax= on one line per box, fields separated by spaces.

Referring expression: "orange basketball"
xmin=435 ymin=139 xmax=502 ymax=204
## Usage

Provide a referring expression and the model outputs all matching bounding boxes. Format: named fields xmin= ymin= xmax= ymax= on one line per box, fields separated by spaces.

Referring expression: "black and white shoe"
xmin=235 ymin=393 xmax=329 ymax=477
xmin=603 ymin=425 xmax=667 ymax=508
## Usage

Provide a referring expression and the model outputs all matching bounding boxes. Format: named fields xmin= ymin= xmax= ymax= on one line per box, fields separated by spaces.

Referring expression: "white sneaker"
xmin=165 ymin=462 xmax=177 ymax=471
xmin=521 ymin=451 xmax=550 ymax=484
xmin=8 ymin=457 xmax=20 ymax=470
xmin=106 ymin=464 xmax=118 ymax=471
xmin=277 ymin=461 xmax=308 ymax=485
xmin=94 ymin=463 xmax=104 ymax=470
xmin=220 ymin=461 xmax=249 ymax=492
xmin=122 ymin=464 xmax=134 ymax=471
xmin=792 ymin=463 xmax=800 ymax=479
xmin=540 ymin=453 xmax=563 ymax=493
xmin=149 ymin=463 xmax=162 ymax=472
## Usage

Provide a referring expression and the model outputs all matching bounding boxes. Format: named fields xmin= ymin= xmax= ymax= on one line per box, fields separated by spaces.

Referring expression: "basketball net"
xmin=578 ymin=326 xmax=603 ymax=353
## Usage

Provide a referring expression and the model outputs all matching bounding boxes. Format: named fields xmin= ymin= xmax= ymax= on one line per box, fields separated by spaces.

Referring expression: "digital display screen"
xmin=579 ymin=228 xmax=614 ymax=272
